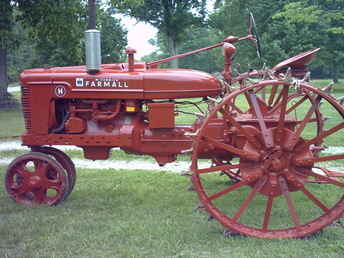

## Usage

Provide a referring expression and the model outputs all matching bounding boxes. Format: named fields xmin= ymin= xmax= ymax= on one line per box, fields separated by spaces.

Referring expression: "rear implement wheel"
xmin=191 ymin=80 xmax=344 ymax=238
xmin=5 ymin=152 xmax=69 ymax=205
xmin=31 ymin=146 xmax=76 ymax=201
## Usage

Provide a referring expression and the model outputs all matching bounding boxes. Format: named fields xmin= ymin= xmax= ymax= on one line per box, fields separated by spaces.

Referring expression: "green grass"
xmin=1 ymin=166 xmax=344 ymax=258
xmin=311 ymin=79 xmax=344 ymax=90
xmin=0 ymin=109 xmax=24 ymax=139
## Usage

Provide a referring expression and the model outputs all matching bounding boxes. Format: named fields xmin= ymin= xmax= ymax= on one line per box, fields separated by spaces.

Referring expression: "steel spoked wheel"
xmin=191 ymin=80 xmax=344 ymax=238
xmin=5 ymin=152 xmax=69 ymax=205
xmin=31 ymin=146 xmax=76 ymax=201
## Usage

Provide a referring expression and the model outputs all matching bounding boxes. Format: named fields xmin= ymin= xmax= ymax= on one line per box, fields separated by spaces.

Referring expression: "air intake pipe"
xmin=85 ymin=29 xmax=101 ymax=73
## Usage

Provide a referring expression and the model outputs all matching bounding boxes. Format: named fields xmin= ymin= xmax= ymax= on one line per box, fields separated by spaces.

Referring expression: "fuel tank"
xmin=20 ymin=62 xmax=222 ymax=100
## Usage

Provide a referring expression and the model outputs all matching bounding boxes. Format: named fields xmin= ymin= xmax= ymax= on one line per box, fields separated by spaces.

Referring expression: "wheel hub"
xmin=263 ymin=148 xmax=287 ymax=172
xmin=241 ymin=128 xmax=314 ymax=197
xmin=28 ymin=175 xmax=42 ymax=187
xmin=268 ymin=158 xmax=283 ymax=172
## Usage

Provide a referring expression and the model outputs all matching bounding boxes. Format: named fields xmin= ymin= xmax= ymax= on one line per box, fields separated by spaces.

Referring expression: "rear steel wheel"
xmin=31 ymin=146 xmax=76 ymax=201
xmin=191 ymin=80 xmax=344 ymax=238
xmin=5 ymin=152 xmax=69 ymax=205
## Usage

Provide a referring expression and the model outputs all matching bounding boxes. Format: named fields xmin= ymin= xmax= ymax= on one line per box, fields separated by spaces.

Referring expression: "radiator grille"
xmin=21 ymin=85 xmax=32 ymax=132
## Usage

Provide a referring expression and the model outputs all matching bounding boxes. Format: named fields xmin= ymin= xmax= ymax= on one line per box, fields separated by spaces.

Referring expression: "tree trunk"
xmin=87 ymin=0 xmax=97 ymax=30
xmin=0 ymin=48 xmax=9 ymax=105
xmin=332 ymin=71 xmax=339 ymax=84
xmin=167 ymin=35 xmax=178 ymax=68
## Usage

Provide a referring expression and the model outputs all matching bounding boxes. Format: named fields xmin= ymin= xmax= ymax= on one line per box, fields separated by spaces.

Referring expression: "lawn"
xmin=1 ymin=166 xmax=344 ymax=258
xmin=0 ymin=79 xmax=344 ymax=257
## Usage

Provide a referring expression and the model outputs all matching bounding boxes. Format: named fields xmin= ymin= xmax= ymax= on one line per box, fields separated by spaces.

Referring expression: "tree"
xmin=0 ymin=0 xmax=87 ymax=108
xmin=210 ymin=0 xmax=289 ymax=71
xmin=177 ymin=26 xmax=223 ymax=73
xmin=18 ymin=0 xmax=87 ymax=67
xmin=142 ymin=25 xmax=222 ymax=72
xmin=0 ymin=1 xmax=17 ymax=108
xmin=99 ymin=9 xmax=128 ymax=63
xmin=0 ymin=0 xmax=128 ymax=108
xmin=112 ymin=0 xmax=207 ymax=67
xmin=272 ymin=0 xmax=344 ymax=81
xmin=210 ymin=0 xmax=344 ymax=81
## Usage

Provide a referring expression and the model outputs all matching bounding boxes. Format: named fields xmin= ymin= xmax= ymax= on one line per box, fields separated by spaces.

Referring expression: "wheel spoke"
xmin=36 ymin=161 xmax=49 ymax=177
xmin=244 ymin=91 xmax=254 ymax=111
xmin=202 ymin=136 xmax=260 ymax=161
xmin=300 ymin=186 xmax=329 ymax=213
xmin=262 ymin=195 xmax=274 ymax=231
xmin=208 ymin=180 xmax=252 ymax=201
xmin=276 ymin=85 xmax=290 ymax=132
xmin=268 ymin=92 xmax=303 ymax=115
xmin=16 ymin=168 xmax=31 ymax=179
xmin=46 ymin=179 xmax=63 ymax=189
xmin=32 ymin=188 xmax=47 ymax=203
xmin=297 ymin=122 xmax=344 ymax=151
xmin=249 ymin=93 xmax=274 ymax=148
xmin=13 ymin=182 xmax=31 ymax=196
xmin=312 ymin=154 xmax=344 ymax=163
xmin=226 ymin=101 xmax=243 ymax=114
xmin=232 ymin=177 xmax=266 ymax=221
xmin=279 ymin=177 xmax=301 ymax=228
xmin=286 ymin=95 xmax=307 ymax=114
xmin=287 ymin=95 xmax=321 ymax=150
xmin=268 ymin=85 xmax=278 ymax=107
xmin=314 ymin=166 xmax=344 ymax=177
xmin=197 ymin=164 xmax=240 ymax=174
xmin=306 ymin=170 xmax=344 ymax=188
xmin=272 ymin=86 xmax=284 ymax=107
xmin=274 ymin=85 xmax=290 ymax=145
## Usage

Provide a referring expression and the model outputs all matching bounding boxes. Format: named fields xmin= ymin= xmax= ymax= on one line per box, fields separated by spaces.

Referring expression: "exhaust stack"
xmin=85 ymin=29 xmax=101 ymax=73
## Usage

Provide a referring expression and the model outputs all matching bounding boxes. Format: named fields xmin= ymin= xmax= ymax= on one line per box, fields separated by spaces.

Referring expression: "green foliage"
xmin=7 ymin=23 xmax=37 ymax=83
xmin=209 ymin=0 xmax=288 ymax=71
xmin=17 ymin=0 xmax=87 ymax=67
xmin=2 ymin=0 xmax=128 ymax=86
xmin=177 ymin=26 xmax=223 ymax=72
xmin=112 ymin=0 xmax=207 ymax=67
xmin=271 ymin=0 xmax=344 ymax=80
xmin=0 ymin=1 xmax=17 ymax=49
xmin=99 ymin=9 xmax=128 ymax=63
xmin=191 ymin=0 xmax=344 ymax=80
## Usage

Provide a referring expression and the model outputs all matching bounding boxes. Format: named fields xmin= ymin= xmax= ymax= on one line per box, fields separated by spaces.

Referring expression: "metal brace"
xmin=207 ymin=97 xmax=221 ymax=104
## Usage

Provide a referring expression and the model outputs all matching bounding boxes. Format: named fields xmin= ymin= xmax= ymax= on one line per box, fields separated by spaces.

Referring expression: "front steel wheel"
xmin=191 ymin=80 xmax=344 ymax=238
xmin=5 ymin=152 xmax=69 ymax=206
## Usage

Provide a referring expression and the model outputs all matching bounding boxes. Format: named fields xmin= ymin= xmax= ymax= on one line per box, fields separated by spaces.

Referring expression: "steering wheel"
xmin=248 ymin=11 xmax=262 ymax=60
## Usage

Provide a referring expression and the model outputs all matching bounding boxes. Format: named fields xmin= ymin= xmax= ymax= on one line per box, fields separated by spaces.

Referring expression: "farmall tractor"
xmin=4 ymin=15 xmax=344 ymax=239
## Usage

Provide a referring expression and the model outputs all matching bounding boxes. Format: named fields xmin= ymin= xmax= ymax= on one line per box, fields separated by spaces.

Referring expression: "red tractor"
xmin=4 ymin=16 xmax=344 ymax=238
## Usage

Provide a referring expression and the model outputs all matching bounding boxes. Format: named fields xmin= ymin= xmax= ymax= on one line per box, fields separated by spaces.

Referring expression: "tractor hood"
xmin=20 ymin=63 xmax=222 ymax=100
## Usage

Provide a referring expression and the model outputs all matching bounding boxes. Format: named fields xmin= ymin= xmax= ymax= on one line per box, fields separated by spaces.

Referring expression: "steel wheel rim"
xmin=192 ymin=80 xmax=344 ymax=238
xmin=5 ymin=152 xmax=68 ymax=206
